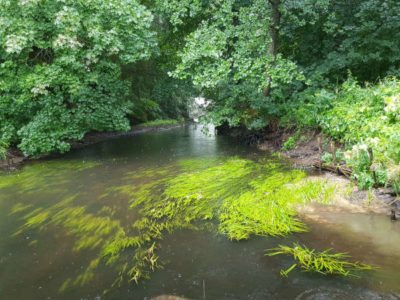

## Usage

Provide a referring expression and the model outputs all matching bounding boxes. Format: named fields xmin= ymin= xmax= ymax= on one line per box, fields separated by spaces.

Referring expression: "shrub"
xmin=282 ymin=137 xmax=296 ymax=151
xmin=283 ymin=76 xmax=400 ymax=190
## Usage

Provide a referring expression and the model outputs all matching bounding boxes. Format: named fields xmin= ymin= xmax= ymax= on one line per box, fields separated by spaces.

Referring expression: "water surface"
xmin=1 ymin=126 xmax=400 ymax=300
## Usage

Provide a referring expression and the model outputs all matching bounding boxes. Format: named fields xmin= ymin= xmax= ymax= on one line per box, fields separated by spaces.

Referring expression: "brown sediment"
xmin=257 ymin=129 xmax=352 ymax=177
xmin=0 ymin=123 xmax=185 ymax=170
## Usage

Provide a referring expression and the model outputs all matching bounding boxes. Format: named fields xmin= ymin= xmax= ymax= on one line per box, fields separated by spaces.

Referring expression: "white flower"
xmin=5 ymin=34 xmax=28 ymax=54
xmin=351 ymin=144 xmax=368 ymax=157
xmin=109 ymin=47 xmax=120 ymax=54
xmin=31 ymin=84 xmax=49 ymax=96
xmin=367 ymin=137 xmax=379 ymax=148
xmin=384 ymin=95 xmax=400 ymax=114
xmin=19 ymin=0 xmax=39 ymax=5
xmin=53 ymin=34 xmax=82 ymax=49
xmin=54 ymin=6 xmax=79 ymax=27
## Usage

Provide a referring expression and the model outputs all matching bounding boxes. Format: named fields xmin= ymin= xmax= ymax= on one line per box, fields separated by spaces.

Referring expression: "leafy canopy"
xmin=0 ymin=0 xmax=156 ymax=156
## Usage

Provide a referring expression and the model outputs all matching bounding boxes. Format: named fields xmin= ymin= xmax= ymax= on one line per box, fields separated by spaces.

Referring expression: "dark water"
xmin=1 ymin=126 xmax=400 ymax=300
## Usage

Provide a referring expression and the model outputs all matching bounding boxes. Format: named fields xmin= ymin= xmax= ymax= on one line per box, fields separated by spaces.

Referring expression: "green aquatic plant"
xmin=0 ymin=160 xmax=101 ymax=192
xmin=266 ymin=243 xmax=374 ymax=277
xmin=8 ymin=156 xmax=338 ymax=291
xmin=11 ymin=193 xmax=163 ymax=292
xmin=117 ymin=157 xmax=338 ymax=242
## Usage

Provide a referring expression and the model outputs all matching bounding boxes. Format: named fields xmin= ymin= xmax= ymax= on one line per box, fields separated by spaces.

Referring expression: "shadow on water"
xmin=0 ymin=126 xmax=400 ymax=299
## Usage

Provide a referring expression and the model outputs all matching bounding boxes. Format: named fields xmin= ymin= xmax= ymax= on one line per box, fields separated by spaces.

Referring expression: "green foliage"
xmin=130 ymin=98 xmax=162 ymax=123
xmin=266 ymin=243 xmax=374 ymax=277
xmin=281 ymin=0 xmax=400 ymax=82
xmin=138 ymin=119 xmax=181 ymax=127
xmin=282 ymin=137 xmax=296 ymax=151
xmin=0 ymin=0 xmax=156 ymax=156
xmin=149 ymin=76 xmax=195 ymax=120
xmin=321 ymin=152 xmax=333 ymax=166
xmin=159 ymin=0 xmax=304 ymax=128
xmin=283 ymin=76 xmax=400 ymax=190
xmin=157 ymin=0 xmax=400 ymax=129
xmin=2 ymin=0 xmax=399 ymax=158
xmin=0 ymin=141 xmax=7 ymax=161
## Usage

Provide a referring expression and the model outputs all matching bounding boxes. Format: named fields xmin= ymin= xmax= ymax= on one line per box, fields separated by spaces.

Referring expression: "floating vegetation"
xmin=266 ymin=243 xmax=375 ymax=277
xmin=5 ymin=156 xmax=340 ymax=292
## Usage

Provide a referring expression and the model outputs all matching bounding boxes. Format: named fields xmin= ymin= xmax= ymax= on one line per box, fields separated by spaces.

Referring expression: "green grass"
xmin=138 ymin=119 xmax=181 ymax=127
xmin=266 ymin=243 xmax=375 ymax=277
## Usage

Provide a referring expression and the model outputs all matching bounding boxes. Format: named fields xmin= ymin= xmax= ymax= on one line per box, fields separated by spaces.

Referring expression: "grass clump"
xmin=138 ymin=119 xmax=181 ymax=127
xmin=266 ymin=243 xmax=374 ymax=278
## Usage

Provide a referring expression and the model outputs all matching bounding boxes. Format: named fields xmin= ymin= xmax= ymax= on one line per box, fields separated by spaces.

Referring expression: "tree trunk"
xmin=263 ymin=0 xmax=281 ymax=97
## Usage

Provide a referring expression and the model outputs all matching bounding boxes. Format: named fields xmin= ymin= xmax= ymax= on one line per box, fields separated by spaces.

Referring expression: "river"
xmin=1 ymin=125 xmax=400 ymax=299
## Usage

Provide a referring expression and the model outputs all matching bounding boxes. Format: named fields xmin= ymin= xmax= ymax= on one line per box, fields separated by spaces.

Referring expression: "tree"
xmin=157 ymin=0 xmax=303 ymax=128
xmin=280 ymin=0 xmax=400 ymax=82
xmin=0 ymin=0 xmax=156 ymax=156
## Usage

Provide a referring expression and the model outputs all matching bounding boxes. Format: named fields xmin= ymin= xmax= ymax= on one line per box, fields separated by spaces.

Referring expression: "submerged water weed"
xmin=0 ymin=160 xmax=101 ymax=192
xmin=11 ymin=194 xmax=163 ymax=292
xmin=87 ymin=157 xmax=338 ymax=285
xmin=9 ymin=156 xmax=338 ymax=290
xmin=266 ymin=243 xmax=374 ymax=277
xmin=115 ymin=157 xmax=337 ymax=247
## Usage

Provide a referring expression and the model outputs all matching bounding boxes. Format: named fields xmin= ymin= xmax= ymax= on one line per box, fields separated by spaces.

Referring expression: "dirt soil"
xmin=0 ymin=123 xmax=184 ymax=170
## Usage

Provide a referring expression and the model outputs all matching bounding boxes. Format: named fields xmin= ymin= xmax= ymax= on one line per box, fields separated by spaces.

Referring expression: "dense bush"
xmin=283 ymin=76 xmax=400 ymax=190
